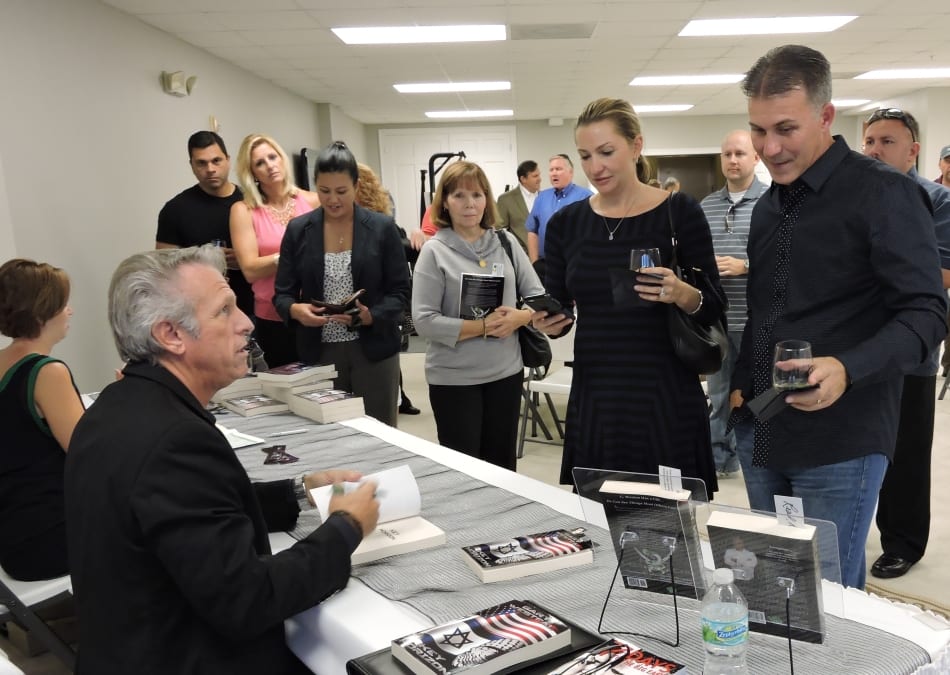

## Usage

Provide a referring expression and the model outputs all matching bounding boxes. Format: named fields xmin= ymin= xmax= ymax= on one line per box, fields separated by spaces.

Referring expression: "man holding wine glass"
xmin=730 ymin=46 xmax=947 ymax=589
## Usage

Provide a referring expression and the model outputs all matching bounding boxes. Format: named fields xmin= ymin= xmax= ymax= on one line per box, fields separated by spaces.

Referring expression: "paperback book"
xmin=211 ymin=374 xmax=261 ymax=404
xmin=458 ymin=273 xmax=503 ymax=320
xmin=706 ymin=509 xmax=825 ymax=643
xmin=599 ymin=480 xmax=705 ymax=599
xmin=311 ymin=465 xmax=445 ymax=564
xmin=392 ymin=600 xmax=571 ymax=675
xmin=261 ymin=376 xmax=336 ymax=403
xmin=254 ymin=361 xmax=336 ymax=384
xmin=461 ymin=528 xmax=593 ymax=583
xmin=289 ymin=387 xmax=364 ymax=423
xmin=543 ymin=637 xmax=689 ymax=674
xmin=221 ymin=393 xmax=289 ymax=417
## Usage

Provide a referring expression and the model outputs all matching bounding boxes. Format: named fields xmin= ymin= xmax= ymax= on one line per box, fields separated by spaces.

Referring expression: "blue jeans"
xmin=707 ymin=331 xmax=743 ymax=473
xmin=735 ymin=422 xmax=887 ymax=589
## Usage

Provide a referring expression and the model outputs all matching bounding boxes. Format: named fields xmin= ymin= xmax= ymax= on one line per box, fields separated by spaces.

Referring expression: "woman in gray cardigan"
xmin=412 ymin=162 xmax=544 ymax=469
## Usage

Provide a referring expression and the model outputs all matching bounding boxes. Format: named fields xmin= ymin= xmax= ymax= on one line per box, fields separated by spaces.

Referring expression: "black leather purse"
xmin=496 ymin=230 xmax=553 ymax=371
xmin=666 ymin=196 xmax=729 ymax=375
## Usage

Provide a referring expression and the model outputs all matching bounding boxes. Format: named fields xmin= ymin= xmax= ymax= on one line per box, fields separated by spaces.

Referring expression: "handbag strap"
xmin=667 ymin=192 xmax=680 ymax=271
xmin=494 ymin=229 xmax=525 ymax=301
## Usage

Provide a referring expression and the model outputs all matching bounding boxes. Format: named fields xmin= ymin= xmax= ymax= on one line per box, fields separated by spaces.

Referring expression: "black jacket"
xmin=273 ymin=204 xmax=410 ymax=364
xmin=65 ymin=362 xmax=356 ymax=674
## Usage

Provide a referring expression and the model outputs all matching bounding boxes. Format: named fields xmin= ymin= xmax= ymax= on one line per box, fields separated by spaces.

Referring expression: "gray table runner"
xmin=229 ymin=413 xmax=930 ymax=674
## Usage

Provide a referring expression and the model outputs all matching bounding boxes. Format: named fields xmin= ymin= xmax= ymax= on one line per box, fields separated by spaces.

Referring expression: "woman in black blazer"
xmin=274 ymin=142 xmax=410 ymax=426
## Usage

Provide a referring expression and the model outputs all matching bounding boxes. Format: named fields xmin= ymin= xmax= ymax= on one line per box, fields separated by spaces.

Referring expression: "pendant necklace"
xmin=465 ymin=236 xmax=488 ymax=267
xmin=601 ymin=192 xmax=637 ymax=241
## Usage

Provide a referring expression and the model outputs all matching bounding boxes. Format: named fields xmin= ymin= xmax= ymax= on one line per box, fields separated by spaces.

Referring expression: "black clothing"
xmin=545 ymin=195 xmax=724 ymax=494
xmin=274 ymin=204 xmax=411 ymax=365
xmin=157 ymin=184 xmax=253 ymax=317
xmin=0 ymin=354 xmax=76 ymax=581
xmin=66 ymin=362 xmax=357 ymax=675
xmin=876 ymin=374 xmax=934 ymax=562
xmin=733 ymin=136 xmax=947 ymax=470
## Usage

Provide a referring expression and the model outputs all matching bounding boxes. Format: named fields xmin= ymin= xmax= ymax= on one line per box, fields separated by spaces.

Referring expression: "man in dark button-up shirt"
xmin=730 ymin=45 xmax=947 ymax=589
xmin=862 ymin=108 xmax=950 ymax=580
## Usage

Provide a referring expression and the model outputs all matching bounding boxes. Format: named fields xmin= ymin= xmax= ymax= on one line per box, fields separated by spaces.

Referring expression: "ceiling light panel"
xmin=855 ymin=68 xmax=950 ymax=80
xmin=332 ymin=25 xmax=506 ymax=45
xmin=679 ymin=16 xmax=857 ymax=37
xmin=425 ymin=110 xmax=514 ymax=119
xmin=394 ymin=82 xmax=511 ymax=93
xmin=630 ymin=74 xmax=744 ymax=86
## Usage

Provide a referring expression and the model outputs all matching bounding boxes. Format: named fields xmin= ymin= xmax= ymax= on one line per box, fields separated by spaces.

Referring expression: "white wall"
xmin=0 ymin=0 xmax=325 ymax=391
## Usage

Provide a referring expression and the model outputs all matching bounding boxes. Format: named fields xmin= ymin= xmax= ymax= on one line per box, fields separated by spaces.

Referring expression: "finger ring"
xmin=659 ymin=288 xmax=667 ymax=298
xmin=816 ymin=398 xmax=823 ymax=405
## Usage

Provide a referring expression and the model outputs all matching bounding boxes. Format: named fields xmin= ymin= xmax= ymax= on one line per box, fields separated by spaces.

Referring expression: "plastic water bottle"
xmin=701 ymin=567 xmax=749 ymax=674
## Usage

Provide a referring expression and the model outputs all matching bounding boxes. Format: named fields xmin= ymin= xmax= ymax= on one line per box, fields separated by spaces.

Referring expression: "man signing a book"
xmin=65 ymin=246 xmax=379 ymax=674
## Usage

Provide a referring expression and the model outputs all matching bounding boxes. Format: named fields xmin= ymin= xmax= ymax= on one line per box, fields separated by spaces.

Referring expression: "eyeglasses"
xmin=724 ymin=203 xmax=738 ymax=234
xmin=865 ymin=108 xmax=917 ymax=142
xmin=549 ymin=641 xmax=631 ymax=674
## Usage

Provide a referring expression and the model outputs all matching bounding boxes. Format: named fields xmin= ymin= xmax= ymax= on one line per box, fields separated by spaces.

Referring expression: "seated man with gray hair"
xmin=65 ymin=246 xmax=378 ymax=674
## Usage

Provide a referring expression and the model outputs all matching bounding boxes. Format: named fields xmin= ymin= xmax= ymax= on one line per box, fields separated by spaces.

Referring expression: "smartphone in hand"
xmin=523 ymin=293 xmax=575 ymax=321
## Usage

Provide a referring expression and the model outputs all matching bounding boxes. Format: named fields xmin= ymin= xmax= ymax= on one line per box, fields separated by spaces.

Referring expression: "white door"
xmin=379 ymin=126 xmax=517 ymax=231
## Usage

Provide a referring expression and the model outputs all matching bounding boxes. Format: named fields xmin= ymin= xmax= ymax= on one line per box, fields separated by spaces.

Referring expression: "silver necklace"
xmin=600 ymin=193 xmax=637 ymax=241
xmin=602 ymin=215 xmax=627 ymax=241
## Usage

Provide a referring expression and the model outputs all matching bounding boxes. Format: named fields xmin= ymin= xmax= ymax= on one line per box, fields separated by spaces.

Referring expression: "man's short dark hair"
xmin=550 ymin=153 xmax=574 ymax=169
xmin=741 ymin=44 xmax=832 ymax=110
xmin=188 ymin=131 xmax=228 ymax=159
xmin=516 ymin=160 xmax=538 ymax=179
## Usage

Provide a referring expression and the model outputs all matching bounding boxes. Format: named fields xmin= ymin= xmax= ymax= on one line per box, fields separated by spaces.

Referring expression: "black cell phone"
xmin=523 ymin=293 xmax=575 ymax=320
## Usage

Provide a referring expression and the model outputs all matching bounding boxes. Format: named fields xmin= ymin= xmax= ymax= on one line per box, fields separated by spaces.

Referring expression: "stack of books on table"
xmin=220 ymin=393 xmax=289 ymax=417
xmin=290 ymin=388 xmax=364 ymax=423
xmin=255 ymin=362 xmax=337 ymax=402
xmin=211 ymin=374 xmax=261 ymax=404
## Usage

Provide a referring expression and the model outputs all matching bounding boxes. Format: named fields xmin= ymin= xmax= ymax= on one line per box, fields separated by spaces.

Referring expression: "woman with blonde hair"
xmin=534 ymin=97 xmax=723 ymax=494
xmin=230 ymin=133 xmax=320 ymax=367
xmin=0 ymin=258 xmax=84 ymax=580
xmin=412 ymin=161 xmax=544 ymax=468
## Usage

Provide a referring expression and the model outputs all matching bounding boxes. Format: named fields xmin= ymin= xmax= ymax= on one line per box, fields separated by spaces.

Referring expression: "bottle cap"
xmin=714 ymin=567 xmax=735 ymax=585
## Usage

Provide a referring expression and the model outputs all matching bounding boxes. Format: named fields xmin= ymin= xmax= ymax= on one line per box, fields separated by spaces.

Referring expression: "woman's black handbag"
xmin=666 ymin=196 xmax=729 ymax=375
xmin=496 ymin=230 xmax=553 ymax=371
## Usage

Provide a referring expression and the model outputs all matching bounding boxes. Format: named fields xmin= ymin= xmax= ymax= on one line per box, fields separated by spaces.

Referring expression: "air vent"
xmin=510 ymin=23 xmax=597 ymax=40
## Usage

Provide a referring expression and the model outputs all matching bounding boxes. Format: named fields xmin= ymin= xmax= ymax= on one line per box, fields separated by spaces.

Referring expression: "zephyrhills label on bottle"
xmin=702 ymin=617 xmax=748 ymax=647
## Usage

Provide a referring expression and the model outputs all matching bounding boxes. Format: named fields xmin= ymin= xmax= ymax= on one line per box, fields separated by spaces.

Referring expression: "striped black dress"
xmin=545 ymin=194 xmax=722 ymax=495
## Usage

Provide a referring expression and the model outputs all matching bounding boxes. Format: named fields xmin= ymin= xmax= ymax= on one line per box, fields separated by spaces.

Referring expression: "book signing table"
xmin=225 ymin=412 xmax=950 ymax=674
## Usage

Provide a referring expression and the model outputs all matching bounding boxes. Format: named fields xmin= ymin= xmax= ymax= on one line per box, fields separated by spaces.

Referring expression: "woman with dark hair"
xmin=274 ymin=142 xmax=410 ymax=426
xmin=0 ymin=258 xmax=84 ymax=580
xmin=230 ymin=133 xmax=321 ymax=367
xmin=534 ymin=97 xmax=723 ymax=494
xmin=412 ymin=161 xmax=544 ymax=469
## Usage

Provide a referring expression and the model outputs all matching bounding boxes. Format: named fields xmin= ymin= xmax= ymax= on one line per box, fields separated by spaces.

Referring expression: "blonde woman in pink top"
xmin=231 ymin=134 xmax=320 ymax=367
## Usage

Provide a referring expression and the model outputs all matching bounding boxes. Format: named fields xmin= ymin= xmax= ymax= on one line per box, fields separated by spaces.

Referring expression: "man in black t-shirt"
xmin=156 ymin=131 xmax=253 ymax=317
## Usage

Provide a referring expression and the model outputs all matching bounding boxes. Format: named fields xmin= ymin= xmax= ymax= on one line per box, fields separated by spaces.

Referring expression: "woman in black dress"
xmin=534 ymin=98 xmax=723 ymax=495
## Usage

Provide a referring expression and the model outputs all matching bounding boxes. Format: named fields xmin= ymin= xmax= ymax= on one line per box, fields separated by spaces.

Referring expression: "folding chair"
xmin=0 ymin=570 xmax=75 ymax=671
xmin=517 ymin=325 xmax=575 ymax=458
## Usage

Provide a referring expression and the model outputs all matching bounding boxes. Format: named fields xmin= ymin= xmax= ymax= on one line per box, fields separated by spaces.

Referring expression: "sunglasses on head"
xmin=865 ymin=108 xmax=917 ymax=142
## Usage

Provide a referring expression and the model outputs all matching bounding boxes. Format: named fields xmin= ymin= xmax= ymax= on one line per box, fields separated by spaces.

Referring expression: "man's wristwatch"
xmin=743 ymin=259 xmax=750 ymax=272
xmin=293 ymin=474 xmax=311 ymax=511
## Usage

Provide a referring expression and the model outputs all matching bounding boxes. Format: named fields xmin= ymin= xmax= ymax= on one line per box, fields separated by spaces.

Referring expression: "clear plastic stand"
xmin=572 ymin=467 xmax=710 ymax=647
xmin=695 ymin=502 xmax=842 ymax=673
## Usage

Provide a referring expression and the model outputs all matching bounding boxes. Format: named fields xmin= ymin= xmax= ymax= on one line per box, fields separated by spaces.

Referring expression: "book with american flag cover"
xmin=391 ymin=600 xmax=572 ymax=675
xmin=461 ymin=528 xmax=593 ymax=583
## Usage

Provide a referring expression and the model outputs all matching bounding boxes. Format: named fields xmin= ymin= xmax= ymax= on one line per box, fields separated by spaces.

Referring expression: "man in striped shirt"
xmin=700 ymin=130 xmax=768 ymax=477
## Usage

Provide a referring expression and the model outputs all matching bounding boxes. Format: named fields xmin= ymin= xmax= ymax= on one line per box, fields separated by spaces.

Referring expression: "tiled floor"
xmin=5 ymin=350 xmax=948 ymax=673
